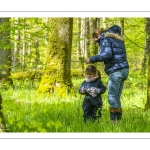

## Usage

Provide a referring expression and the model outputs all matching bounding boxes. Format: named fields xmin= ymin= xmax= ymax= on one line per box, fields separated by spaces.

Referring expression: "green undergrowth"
xmin=0 ymin=70 xmax=149 ymax=132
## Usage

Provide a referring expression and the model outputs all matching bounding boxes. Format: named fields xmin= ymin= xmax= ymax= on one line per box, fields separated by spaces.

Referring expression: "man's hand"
xmin=85 ymin=58 xmax=91 ymax=64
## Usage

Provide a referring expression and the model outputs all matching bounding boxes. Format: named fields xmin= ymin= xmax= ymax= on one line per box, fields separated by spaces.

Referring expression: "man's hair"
xmin=92 ymin=28 xmax=105 ymax=38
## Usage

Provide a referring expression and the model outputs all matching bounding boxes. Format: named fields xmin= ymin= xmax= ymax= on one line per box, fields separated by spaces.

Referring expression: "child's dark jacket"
xmin=79 ymin=78 xmax=106 ymax=107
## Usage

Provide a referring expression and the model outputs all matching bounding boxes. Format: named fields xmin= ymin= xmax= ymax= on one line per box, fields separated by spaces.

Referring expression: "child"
xmin=78 ymin=64 xmax=106 ymax=123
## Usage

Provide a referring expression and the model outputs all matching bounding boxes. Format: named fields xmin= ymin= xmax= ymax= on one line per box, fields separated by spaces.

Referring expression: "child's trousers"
xmin=82 ymin=103 xmax=102 ymax=122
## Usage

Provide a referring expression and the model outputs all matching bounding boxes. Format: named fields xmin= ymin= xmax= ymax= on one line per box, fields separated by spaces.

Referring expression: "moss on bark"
xmin=37 ymin=18 xmax=74 ymax=97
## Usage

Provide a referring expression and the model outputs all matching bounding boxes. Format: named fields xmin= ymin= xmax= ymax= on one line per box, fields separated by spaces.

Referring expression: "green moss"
xmin=11 ymin=69 xmax=43 ymax=80
xmin=37 ymin=18 xmax=73 ymax=97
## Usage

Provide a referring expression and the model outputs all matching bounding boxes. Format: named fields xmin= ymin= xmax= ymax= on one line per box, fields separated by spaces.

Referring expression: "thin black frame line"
xmin=0 ymin=138 xmax=150 ymax=139
xmin=0 ymin=11 xmax=150 ymax=12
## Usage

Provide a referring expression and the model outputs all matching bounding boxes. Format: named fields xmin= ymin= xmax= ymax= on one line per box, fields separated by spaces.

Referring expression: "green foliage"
xmin=79 ymin=57 xmax=84 ymax=62
xmin=104 ymin=18 xmax=145 ymax=53
xmin=0 ymin=69 xmax=148 ymax=132
xmin=0 ymin=17 xmax=148 ymax=132
xmin=11 ymin=69 xmax=43 ymax=80
xmin=71 ymin=69 xmax=83 ymax=78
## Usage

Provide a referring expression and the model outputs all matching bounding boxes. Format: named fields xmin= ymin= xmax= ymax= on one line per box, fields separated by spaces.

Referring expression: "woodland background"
xmin=0 ymin=17 xmax=150 ymax=132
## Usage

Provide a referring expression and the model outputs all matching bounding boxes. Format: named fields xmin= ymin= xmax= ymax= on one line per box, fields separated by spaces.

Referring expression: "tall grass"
xmin=0 ymin=70 xmax=149 ymax=132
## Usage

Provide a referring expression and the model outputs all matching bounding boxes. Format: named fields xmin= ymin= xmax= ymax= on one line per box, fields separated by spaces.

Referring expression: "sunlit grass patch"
xmin=0 ymin=70 xmax=148 ymax=132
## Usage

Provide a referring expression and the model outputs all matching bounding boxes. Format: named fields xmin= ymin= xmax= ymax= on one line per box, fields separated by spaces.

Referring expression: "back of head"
xmin=93 ymin=28 xmax=105 ymax=38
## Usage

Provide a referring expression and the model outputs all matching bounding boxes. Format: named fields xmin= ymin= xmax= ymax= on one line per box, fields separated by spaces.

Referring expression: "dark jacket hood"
xmin=97 ymin=25 xmax=124 ymax=42
xmin=106 ymin=25 xmax=121 ymax=35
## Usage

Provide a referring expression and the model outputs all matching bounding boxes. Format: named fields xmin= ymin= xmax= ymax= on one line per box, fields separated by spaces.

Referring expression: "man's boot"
xmin=110 ymin=107 xmax=118 ymax=122
xmin=116 ymin=108 xmax=122 ymax=120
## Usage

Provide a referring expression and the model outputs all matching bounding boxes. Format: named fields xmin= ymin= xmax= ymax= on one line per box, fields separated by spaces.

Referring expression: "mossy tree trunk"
xmin=144 ymin=18 xmax=150 ymax=110
xmin=0 ymin=18 xmax=14 ymax=88
xmin=37 ymin=18 xmax=73 ymax=97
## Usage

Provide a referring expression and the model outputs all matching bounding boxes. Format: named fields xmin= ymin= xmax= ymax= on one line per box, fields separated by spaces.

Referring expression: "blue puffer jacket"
xmin=89 ymin=25 xmax=129 ymax=75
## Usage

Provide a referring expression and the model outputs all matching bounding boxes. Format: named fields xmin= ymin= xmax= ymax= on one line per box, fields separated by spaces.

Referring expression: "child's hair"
xmin=85 ymin=65 xmax=101 ymax=79
xmin=92 ymin=28 xmax=105 ymax=38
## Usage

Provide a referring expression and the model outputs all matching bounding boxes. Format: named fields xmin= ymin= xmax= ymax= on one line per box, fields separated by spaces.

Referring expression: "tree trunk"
xmin=45 ymin=17 xmax=49 ymax=48
xmin=141 ymin=38 xmax=147 ymax=70
xmin=96 ymin=18 xmax=100 ymax=29
xmin=0 ymin=18 xmax=14 ymax=88
xmin=37 ymin=18 xmax=73 ymax=97
xmin=144 ymin=18 xmax=150 ymax=110
xmin=21 ymin=17 xmax=26 ymax=70
xmin=89 ymin=18 xmax=99 ymax=56
xmin=12 ymin=17 xmax=20 ymax=71
xmin=120 ymin=18 xmax=124 ymax=36
xmin=77 ymin=18 xmax=81 ymax=58
xmin=33 ymin=38 xmax=40 ymax=66
xmin=80 ymin=17 xmax=86 ymax=57
xmin=102 ymin=17 xmax=107 ymax=29
xmin=142 ymin=19 xmax=148 ymax=69
xmin=84 ymin=18 xmax=90 ymax=58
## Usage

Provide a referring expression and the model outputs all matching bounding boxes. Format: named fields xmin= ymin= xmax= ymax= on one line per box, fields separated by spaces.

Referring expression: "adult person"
xmin=85 ymin=25 xmax=129 ymax=122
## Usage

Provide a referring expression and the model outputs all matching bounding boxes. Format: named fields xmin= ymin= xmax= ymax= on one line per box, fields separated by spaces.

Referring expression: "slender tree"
xmin=144 ymin=18 xmax=150 ymax=110
xmin=77 ymin=18 xmax=81 ymax=58
xmin=84 ymin=18 xmax=90 ymax=58
xmin=0 ymin=18 xmax=12 ymax=131
xmin=96 ymin=18 xmax=100 ymax=29
xmin=80 ymin=18 xmax=86 ymax=57
xmin=89 ymin=18 xmax=99 ymax=56
xmin=120 ymin=18 xmax=124 ymax=36
xmin=37 ymin=18 xmax=73 ymax=97
xmin=142 ymin=38 xmax=147 ymax=69
xmin=21 ymin=17 xmax=26 ymax=70
xmin=0 ymin=18 xmax=14 ymax=87
xmin=102 ymin=17 xmax=107 ymax=29
xmin=12 ymin=17 xmax=20 ymax=71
